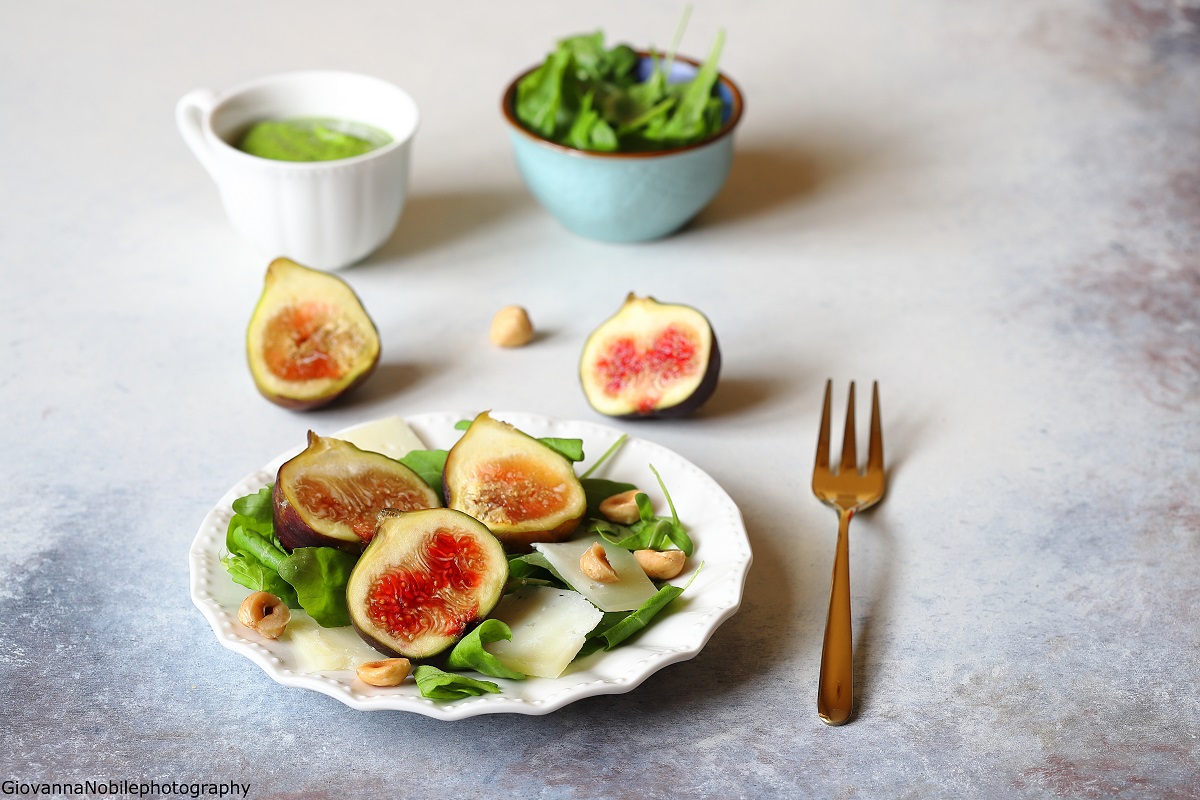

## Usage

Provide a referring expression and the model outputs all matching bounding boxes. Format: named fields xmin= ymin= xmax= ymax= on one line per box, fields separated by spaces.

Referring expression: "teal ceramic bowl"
xmin=502 ymin=55 xmax=744 ymax=243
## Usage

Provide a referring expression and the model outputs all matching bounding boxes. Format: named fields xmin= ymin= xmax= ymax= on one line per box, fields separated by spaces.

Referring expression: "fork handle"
xmin=818 ymin=507 xmax=854 ymax=725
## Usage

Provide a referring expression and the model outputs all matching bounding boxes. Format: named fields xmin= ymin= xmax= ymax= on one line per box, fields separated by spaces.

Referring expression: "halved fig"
xmin=246 ymin=257 xmax=381 ymax=410
xmin=347 ymin=508 xmax=508 ymax=659
xmin=579 ymin=293 xmax=721 ymax=418
xmin=274 ymin=432 xmax=441 ymax=553
xmin=443 ymin=412 xmax=587 ymax=551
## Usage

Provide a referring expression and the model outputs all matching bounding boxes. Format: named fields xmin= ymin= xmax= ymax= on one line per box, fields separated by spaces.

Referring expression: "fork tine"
xmin=839 ymin=382 xmax=857 ymax=474
xmin=814 ymin=379 xmax=832 ymax=471
xmin=867 ymin=381 xmax=884 ymax=474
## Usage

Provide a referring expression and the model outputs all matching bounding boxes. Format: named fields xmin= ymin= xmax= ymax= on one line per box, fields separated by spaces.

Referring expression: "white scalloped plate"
xmin=189 ymin=411 xmax=752 ymax=719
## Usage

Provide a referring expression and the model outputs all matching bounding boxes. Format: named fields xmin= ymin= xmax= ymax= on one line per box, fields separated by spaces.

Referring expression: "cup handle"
xmin=175 ymin=88 xmax=218 ymax=176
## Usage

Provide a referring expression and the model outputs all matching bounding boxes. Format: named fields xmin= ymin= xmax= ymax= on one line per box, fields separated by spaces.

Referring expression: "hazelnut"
xmin=356 ymin=658 xmax=412 ymax=687
xmin=237 ymin=591 xmax=291 ymax=639
xmin=579 ymin=542 xmax=621 ymax=583
xmin=599 ymin=489 xmax=643 ymax=525
xmin=634 ymin=549 xmax=687 ymax=581
xmin=489 ymin=305 xmax=535 ymax=347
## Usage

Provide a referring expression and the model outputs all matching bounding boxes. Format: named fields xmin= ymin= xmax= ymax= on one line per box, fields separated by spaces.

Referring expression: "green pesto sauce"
xmin=236 ymin=117 xmax=392 ymax=162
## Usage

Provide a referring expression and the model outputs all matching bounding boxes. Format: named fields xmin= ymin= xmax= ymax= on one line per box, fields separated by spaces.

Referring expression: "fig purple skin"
xmin=579 ymin=294 xmax=721 ymax=418
xmin=273 ymin=432 xmax=441 ymax=553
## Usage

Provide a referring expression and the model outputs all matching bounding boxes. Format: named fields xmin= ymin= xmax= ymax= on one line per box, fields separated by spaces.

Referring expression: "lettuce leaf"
xmin=445 ymin=620 xmax=526 ymax=680
xmin=398 ymin=449 xmax=449 ymax=496
xmin=277 ymin=547 xmax=357 ymax=628
xmin=221 ymin=485 xmax=358 ymax=625
xmin=413 ymin=665 xmax=501 ymax=700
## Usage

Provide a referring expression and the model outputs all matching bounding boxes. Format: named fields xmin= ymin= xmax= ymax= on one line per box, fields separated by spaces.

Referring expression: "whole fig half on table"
xmin=443 ymin=412 xmax=587 ymax=552
xmin=274 ymin=432 xmax=441 ymax=553
xmin=246 ymin=257 xmax=380 ymax=410
xmin=347 ymin=508 xmax=508 ymax=659
xmin=579 ymin=293 xmax=721 ymax=418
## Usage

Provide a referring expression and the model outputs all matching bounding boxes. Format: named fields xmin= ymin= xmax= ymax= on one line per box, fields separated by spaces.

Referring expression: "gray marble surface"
xmin=2 ymin=1 xmax=1197 ymax=797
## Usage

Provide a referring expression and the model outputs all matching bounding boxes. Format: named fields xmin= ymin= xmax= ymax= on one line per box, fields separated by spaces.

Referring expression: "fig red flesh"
xmin=366 ymin=529 xmax=486 ymax=643
xmin=347 ymin=508 xmax=508 ymax=659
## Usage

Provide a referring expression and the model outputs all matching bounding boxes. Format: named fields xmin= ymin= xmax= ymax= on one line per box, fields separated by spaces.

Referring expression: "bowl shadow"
xmin=692 ymin=133 xmax=898 ymax=229
xmin=362 ymin=188 xmax=535 ymax=264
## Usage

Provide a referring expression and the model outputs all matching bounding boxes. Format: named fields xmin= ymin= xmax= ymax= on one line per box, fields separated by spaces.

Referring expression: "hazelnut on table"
xmin=490 ymin=305 xmax=535 ymax=347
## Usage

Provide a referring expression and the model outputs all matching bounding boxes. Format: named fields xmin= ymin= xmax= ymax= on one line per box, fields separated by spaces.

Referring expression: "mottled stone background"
xmin=1 ymin=1 xmax=1197 ymax=797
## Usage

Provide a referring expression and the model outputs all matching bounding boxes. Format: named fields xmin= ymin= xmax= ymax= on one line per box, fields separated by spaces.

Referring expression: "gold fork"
xmin=812 ymin=380 xmax=886 ymax=726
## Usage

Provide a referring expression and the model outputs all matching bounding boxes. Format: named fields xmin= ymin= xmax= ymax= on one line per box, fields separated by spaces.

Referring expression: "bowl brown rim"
xmin=500 ymin=51 xmax=744 ymax=159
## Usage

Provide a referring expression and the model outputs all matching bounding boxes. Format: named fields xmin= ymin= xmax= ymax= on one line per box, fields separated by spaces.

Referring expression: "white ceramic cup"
xmin=176 ymin=70 xmax=419 ymax=269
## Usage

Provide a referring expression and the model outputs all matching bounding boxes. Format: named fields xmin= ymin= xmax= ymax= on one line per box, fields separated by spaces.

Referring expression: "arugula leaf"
xmin=413 ymin=665 xmax=501 ymax=701
xmin=538 ymin=437 xmax=585 ymax=462
xmin=506 ymin=552 xmax=569 ymax=592
xmin=398 ymin=449 xmax=449 ymax=496
xmin=581 ymin=478 xmax=638 ymax=518
xmin=277 ymin=547 xmax=357 ymax=628
xmin=576 ymin=567 xmax=700 ymax=657
xmin=516 ymin=45 xmax=571 ymax=138
xmin=445 ymin=620 xmax=527 ymax=680
xmin=514 ymin=20 xmax=726 ymax=153
xmin=579 ymin=434 xmax=628 ymax=480
xmin=646 ymin=464 xmax=693 ymax=556
xmin=584 ymin=467 xmax=693 ymax=557
xmin=564 ymin=91 xmax=618 ymax=152
xmin=588 ymin=515 xmax=665 ymax=552
xmin=653 ymin=30 xmax=725 ymax=144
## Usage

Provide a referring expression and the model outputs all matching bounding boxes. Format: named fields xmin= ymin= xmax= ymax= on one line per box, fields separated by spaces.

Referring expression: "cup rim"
xmin=203 ymin=69 xmax=420 ymax=170
xmin=500 ymin=51 xmax=744 ymax=159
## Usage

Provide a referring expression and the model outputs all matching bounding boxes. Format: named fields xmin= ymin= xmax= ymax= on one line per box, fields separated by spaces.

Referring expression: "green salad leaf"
xmin=221 ymin=485 xmax=361 ymax=626
xmin=222 ymin=486 xmax=299 ymax=605
xmin=576 ymin=566 xmax=701 ymax=658
xmin=446 ymin=620 xmax=527 ymax=680
xmin=578 ymin=433 xmax=628 ymax=480
xmin=223 ymin=544 xmax=297 ymax=607
xmin=505 ymin=551 xmax=569 ymax=592
xmin=538 ymin=437 xmax=585 ymax=463
xmin=398 ymin=448 xmax=449 ymax=496
xmin=277 ymin=547 xmax=357 ymax=628
xmin=413 ymin=665 xmax=501 ymax=700
xmin=581 ymin=478 xmax=638 ymax=518
xmin=514 ymin=22 xmax=726 ymax=152
xmin=231 ymin=484 xmax=274 ymax=523
xmin=584 ymin=464 xmax=693 ymax=557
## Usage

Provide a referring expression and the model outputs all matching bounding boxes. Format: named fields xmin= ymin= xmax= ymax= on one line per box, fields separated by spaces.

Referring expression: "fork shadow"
xmin=851 ymin=506 xmax=898 ymax=720
xmin=849 ymin=400 xmax=923 ymax=720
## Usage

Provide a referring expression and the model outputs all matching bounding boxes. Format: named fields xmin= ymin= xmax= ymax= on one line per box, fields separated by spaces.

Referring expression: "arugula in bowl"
xmin=513 ymin=28 xmax=728 ymax=153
